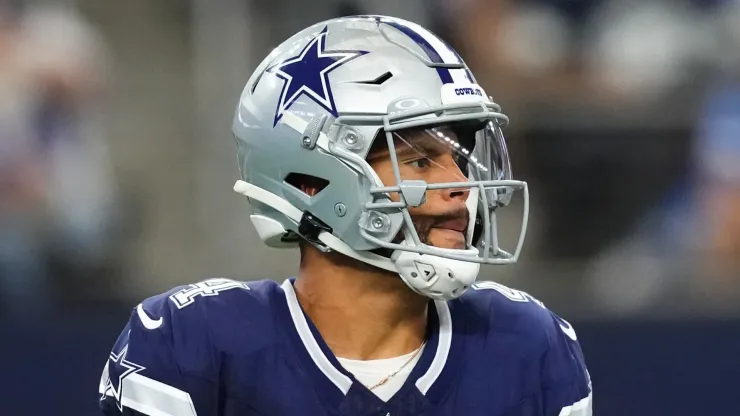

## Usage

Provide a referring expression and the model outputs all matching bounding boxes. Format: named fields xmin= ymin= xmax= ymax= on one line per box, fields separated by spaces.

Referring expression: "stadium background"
xmin=1 ymin=0 xmax=740 ymax=414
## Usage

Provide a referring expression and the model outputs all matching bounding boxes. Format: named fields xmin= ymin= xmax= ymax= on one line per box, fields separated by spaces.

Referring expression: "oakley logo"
xmin=392 ymin=98 xmax=424 ymax=110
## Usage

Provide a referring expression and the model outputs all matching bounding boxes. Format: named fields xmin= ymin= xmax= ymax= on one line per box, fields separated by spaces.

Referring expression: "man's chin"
xmin=428 ymin=228 xmax=466 ymax=250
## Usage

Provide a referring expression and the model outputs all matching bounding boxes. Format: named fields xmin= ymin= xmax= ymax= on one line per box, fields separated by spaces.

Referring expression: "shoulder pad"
xmin=461 ymin=281 xmax=592 ymax=412
xmin=460 ymin=280 xmax=582 ymax=349
xmin=137 ymin=278 xmax=281 ymax=354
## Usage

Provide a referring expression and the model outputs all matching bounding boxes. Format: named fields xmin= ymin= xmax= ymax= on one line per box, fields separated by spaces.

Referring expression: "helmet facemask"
xmin=321 ymin=102 xmax=530 ymax=299
xmin=332 ymin=102 xmax=529 ymax=266
xmin=233 ymin=101 xmax=528 ymax=299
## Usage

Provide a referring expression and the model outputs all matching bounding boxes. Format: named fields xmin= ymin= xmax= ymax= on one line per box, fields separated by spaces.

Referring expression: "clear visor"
xmin=362 ymin=120 xmax=529 ymax=263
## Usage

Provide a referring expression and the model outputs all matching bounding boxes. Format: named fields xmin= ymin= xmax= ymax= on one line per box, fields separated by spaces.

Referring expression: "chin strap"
xmin=234 ymin=180 xmax=399 ymax=272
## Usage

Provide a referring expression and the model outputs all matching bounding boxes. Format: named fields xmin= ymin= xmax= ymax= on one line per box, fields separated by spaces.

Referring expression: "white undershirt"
xmin=336 ymin=343 xmax=426 ymax=402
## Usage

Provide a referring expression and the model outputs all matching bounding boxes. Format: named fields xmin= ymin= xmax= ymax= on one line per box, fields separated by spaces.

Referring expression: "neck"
xmin=294 ymin=245 xmax=429 ymax=361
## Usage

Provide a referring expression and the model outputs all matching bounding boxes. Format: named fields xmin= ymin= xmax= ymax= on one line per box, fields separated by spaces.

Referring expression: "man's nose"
xmin=443 ymin=186 xmax=470 ymax=202
xmin=435 ymin=159 xmax=470 ymax=202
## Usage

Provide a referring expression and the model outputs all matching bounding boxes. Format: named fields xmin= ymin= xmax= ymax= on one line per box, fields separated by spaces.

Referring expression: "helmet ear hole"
xmin=285 ymin=173 xmax=330 ymax=196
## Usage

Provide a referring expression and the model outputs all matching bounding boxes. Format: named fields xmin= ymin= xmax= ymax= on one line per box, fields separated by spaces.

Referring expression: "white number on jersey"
xmin=471 ymin=281 xmax=545 ymax=307
xmin=169 ymin=278 xmax=250 ymax=309
xmin=471 ymin=281 xmax=576 ymax=341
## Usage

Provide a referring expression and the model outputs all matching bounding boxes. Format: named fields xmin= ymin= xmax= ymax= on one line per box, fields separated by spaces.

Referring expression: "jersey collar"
xmin=278 ymin=278 xmax=462 ymax=413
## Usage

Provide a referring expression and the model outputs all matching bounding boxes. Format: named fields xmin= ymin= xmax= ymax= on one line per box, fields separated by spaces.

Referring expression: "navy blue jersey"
xmin=98 ymin=278 xmax=592 ymax=416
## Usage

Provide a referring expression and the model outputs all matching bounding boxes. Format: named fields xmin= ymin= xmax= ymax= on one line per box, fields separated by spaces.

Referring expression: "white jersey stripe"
xmin=281 ymin=279 xmax=354 ymax=394
xmin=558 ymin=390 xmax=593 ymax=416
xmin=415 ymin=300 xmax=452 ymax=394
xmin=119 ymin=373 xmax=198 ymax=416
xmin=99 ymin=361 xmax=111 ymax=396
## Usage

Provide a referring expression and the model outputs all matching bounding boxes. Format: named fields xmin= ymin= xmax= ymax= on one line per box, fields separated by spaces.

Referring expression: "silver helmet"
xmin=232 ymin=15 xmax=529 ymax=300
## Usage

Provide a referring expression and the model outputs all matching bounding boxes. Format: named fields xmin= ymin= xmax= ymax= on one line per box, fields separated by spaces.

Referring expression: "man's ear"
xmin=285 ymin=173 xmax=328 ymax=197
xmin=301 ymin=185 xmax=319 ymax=197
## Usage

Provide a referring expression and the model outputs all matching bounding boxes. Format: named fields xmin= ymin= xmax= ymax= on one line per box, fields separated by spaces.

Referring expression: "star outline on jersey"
xmin=266 ymin=26 xmax=368 ymax=127
xmin=103 ymin=344 xmax=146 ymax=411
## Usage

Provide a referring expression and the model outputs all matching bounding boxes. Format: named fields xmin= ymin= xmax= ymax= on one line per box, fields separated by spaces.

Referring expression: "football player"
xmin=99 ymin=15 xmax=592 ymax=416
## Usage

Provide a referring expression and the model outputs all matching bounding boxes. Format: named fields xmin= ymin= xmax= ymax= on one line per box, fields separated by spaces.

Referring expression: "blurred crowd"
xmin=434 ymin=0 xmax=740 ymax=315
xmin=1 ymin=0 xmax=740 ymax=318
xmin=0 ymin=0 xmax=120 ymax=315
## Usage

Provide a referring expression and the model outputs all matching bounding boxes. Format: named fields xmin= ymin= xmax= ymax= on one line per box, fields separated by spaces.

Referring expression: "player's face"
xmin=367 ymin=126 xmax=470 ymax=250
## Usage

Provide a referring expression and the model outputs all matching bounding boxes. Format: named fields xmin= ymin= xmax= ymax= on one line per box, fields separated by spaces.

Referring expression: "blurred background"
xmin=1 ymin=0 xmax=739 ymax=414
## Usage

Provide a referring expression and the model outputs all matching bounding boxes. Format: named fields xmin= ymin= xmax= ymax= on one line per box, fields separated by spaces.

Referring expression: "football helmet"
xmin=232 ymin=15 xmax=529 ymax=300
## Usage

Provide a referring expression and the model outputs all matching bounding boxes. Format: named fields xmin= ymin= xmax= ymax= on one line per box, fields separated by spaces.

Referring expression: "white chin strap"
xmin=233 ymin=180 xmax=480 ymax=300
xmin=392 ymin=245 xmax=481 ymax=300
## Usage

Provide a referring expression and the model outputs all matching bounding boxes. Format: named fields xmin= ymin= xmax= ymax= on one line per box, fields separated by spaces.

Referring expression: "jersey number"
xmin=471 ymin=281 xmax=577 ymax=341
xmin=169 ymin=278 xmax=250 ymax=309
xmin=471 ymin=281 xmax=545 ymax=307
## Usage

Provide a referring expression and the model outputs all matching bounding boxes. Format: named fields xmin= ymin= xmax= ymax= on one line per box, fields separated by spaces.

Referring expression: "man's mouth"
xmin=430 ymin=217 xmax=468 ymax=249
xmin=434 ymin=218 xmax=468 ymax=233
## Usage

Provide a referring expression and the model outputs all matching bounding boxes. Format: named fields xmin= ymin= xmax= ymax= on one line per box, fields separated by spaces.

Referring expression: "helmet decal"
xmin=266 ymin=26 xmax=368 ymax=127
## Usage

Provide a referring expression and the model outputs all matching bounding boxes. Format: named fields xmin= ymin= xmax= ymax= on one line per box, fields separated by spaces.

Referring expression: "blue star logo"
xmin=267 ymin=27 xmax=368 ymax=126
xmin=101 ymin=344 xmax=146 ymax=411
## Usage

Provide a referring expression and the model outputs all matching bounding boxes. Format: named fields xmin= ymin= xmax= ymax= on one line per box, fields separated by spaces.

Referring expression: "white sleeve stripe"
xmin=120 ymin=373 xmax=198 ymax=416
xmin=558 ymin=390 xmax=593 ymax=416
xmin=127 ymin=373 xmax=192 ymax=398
xmin=99 ymin=361 xmax=110 ymax=395
xmin=122 ymin=398 xmax=181 ymax=416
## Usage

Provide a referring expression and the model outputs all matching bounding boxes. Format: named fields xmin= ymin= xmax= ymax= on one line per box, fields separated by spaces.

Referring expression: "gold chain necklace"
xmin=365 ymin=342 xmax=426 ymax=391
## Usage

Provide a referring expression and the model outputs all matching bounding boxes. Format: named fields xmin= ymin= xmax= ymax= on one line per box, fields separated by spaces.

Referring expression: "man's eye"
xmin=406 ymin=158 xmax=431 ymax=169
xmin=454 ymin=155 xmax=469 ymax=176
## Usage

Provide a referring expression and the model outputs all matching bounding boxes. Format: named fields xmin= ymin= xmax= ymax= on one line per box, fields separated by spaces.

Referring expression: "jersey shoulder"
xmin=140 ymin=277 xmax=280 ymax=319
xmin=136 ymin=277 xmax=283 ymax=348
xmin=458 ymin=280 xmax=565 ymax=339
xmin=125 ymin=277 xmax=285 ymax=374
xmin=456 ymin=281 xmax=590 ymax=388
xmin=99 ymin=278 xmax=285 ymax=415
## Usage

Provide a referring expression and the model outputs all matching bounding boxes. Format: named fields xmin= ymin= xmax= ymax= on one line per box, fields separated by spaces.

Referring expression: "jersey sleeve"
xmin=98 ymin=289 xmax=216 ymax=416
xmin=540 ymin=311 xmax=593 ymax=416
